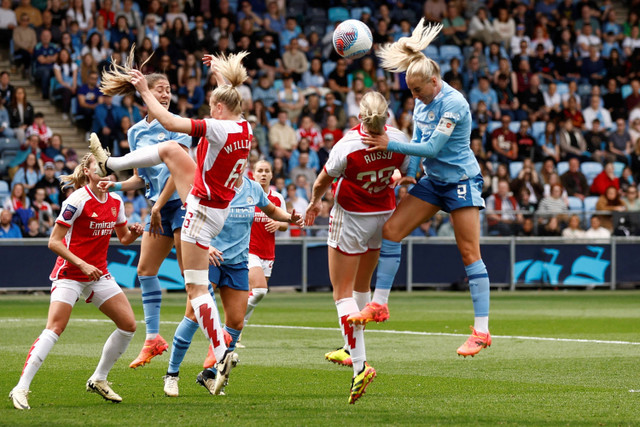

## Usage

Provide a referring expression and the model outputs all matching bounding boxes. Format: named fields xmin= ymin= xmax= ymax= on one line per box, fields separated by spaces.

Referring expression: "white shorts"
xmin=181 ymin=194 xmax=230 ymax=249
xmin=248 ymin=253 xmax=274 ymax=278
xmin=328 ymin=203 xmax=392 ymax=255
xmin=50 ymin=275 xmax=122 ymax=308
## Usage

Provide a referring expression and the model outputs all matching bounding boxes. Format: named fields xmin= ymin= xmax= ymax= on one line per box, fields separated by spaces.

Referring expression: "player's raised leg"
xmin=451 ymin=207 xmax=491 ymax=357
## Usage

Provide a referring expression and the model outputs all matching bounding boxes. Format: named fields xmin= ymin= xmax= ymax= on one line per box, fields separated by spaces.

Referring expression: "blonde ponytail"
xmin=59 ymin=153 xmax=93 ymax=189
xmin=377 ymin=18 xmax=442 ymax=79
xmin=100 ymin=45 xmax=162 ymax=96
xmin=210 ymin=51 xmax=250 ymax=115
xmin=359 ymin=91 xmax=388 ymax=135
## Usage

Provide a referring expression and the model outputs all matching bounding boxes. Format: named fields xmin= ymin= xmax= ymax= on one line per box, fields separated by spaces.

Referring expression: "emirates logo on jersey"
xmin=111 ymin=207 xmax=117 ymax=217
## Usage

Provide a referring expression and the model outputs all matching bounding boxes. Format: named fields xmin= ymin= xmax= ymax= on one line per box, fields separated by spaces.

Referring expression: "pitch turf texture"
xmin=1 ymin=291 xmax=639 ymax=426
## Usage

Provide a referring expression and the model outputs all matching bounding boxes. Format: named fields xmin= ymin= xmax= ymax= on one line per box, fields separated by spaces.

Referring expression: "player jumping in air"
xmin=99 ymin=57 xmax=192 ymax=368
xmin=306 ymin=91 xmax=411 ymax=404
xmin=364 ymin=19 xmax=492 ymax=357
xmin=90 ymin=51 xmax=251 ymax=394
xmin=9 ymin=154 xmax=144 ymax=410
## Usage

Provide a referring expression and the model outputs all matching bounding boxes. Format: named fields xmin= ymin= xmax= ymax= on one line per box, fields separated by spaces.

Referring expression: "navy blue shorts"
xmin=144 ymin=199 xmax=185 ymax=237
xmin=409 ymin=173 xmax=485 ymax=213
xmin=209 ymin=261 xmax=249 ymax=291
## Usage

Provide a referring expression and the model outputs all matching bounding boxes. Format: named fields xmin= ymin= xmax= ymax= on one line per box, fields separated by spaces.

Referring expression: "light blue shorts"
xmin=409 ymin=173 xmax=485 ymax=213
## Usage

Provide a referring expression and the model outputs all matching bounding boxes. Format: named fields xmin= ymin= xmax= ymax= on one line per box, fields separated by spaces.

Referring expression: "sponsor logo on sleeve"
xmin=443 ymin=112 xmax=460 ymax=121
xmin=62 ymin=205 xmax=77 ymax=221
xmin=436 ymin=117 xmax=456 ymax=136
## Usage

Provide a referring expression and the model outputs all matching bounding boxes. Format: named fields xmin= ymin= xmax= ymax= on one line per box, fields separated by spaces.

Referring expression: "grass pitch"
xmin=1 ymin=290 xmax=639 ymax=426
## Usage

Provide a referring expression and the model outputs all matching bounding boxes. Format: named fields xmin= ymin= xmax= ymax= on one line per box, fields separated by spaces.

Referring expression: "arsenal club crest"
xmin=111 ymin=207 xmax=117 ymax=217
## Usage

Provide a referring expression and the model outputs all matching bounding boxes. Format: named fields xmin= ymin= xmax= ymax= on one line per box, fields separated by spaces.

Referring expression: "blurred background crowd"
xmin=1 ymin=0 xmax=640 ymax=239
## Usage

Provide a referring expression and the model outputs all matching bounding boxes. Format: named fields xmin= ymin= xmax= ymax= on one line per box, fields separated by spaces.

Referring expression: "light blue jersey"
xmin=211 ymin=178 xmax=270 ymax=265
xmin=388 ymin=81 xmax=480 ymax=183
xmin=128 ymin=115 xmax=191 ymax=202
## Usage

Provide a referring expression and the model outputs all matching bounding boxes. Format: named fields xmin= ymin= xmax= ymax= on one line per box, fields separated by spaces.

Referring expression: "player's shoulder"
xmin=386 ymin=126 xmax=409 ymax=143
xmin=108 ymin=191 xmax=124 ymax=204
xmin=65 ymin=186 xmax=91 ymax=206
xmin=269 ymin=188 xmax=286 ymax=205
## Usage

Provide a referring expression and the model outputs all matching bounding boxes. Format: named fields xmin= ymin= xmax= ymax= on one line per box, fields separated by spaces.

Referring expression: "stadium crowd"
xmin=1 ymin=0 xmax=640 ymax=238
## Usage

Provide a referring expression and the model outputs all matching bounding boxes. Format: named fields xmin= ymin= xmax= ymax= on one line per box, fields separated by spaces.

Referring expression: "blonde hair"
xmin=254 ymin=159 xmax=272 ymax=172
xmin=377 ymin=18 xmax=442 ymax=81
xmin=359 ymin=91 xmax=388 ymax=135
xmin=209 ymin=51 xmax=249 ymax=115
xmin=100 ymin=45 xmax=165 ymax=96
xmin=59 ymin=153 xmax=93 ymax=189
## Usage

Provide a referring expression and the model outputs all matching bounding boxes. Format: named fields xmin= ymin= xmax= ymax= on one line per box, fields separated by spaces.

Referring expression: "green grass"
xmin=1 ymin=291 xmax=640 ymax=426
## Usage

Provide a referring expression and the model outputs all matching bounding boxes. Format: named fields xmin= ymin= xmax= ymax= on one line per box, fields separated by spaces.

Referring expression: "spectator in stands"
xmin=603 ymin=78 xmax=626 ymax=121
xmin=596 ymin=185 xmax=625 ymax=231
xmin=539 ymin=122 xmax=561 ymax=163
xmin=81 ymin=32 xmax=110 ymax=72
xmin=123 ymin=201 xmax=141 ymax=225
xmin=25 ymin=112 xmax=52 ymax=147
xmin=543 ymin=82 xmax=562 ymax=120
xmin=491 ymin=115 xmax=518 ymax=164
xmin=562 ymin=96 xmax=586 ymax=130
xmin=12 ymin=152 xmax=42 ymax=192
xmin=626 ymin=79 xmax=640 ymax=112
xmin=322 ymin=91 xmax=346 ymax=130
xmin=3 ymin=182 xmax=30 ymax=213
xmin=584 ymin=215 xmax=611 ymax=238
xmin=0 ymin=209 xmax=23 ymax=238
xmin=441 ymin=2 xmax=467 ymax=45
xmin=516 ymin=119 xmax=542 ymax=162
xmin=619 ymin=165 xmax=638 ymax=196
xmin=34 ymin=160 xmax=60 ymax=208
xmin=0 ymin=72 xmax=14 ymax=106
xmin=537 ymin=183 xmax=569 ymax=225
xmin=540 ymin=157 xmax=558 ymax=186
xmin=519 ymin=74 xmax=547 ymax=122
xmin=608 ymin=118 xmax=633 ymax=164
xmin=512 ymin=159 xmax=544 ymax=204
xmin=493 ymin=7 xmax=516 ymax=47
xmin=622 ymin=185 xmax=640 ymax=211
xmin=559 ymin=118 xmax=589 ymax=161
xmin=590 ymin=162 xmax=620 ymax=196
xmin=296 ymin=115 xmax=322 ymax=150
xmin=30 ymin=185 xmax=53 ymax=229
xmin=561 ymin=157 xmax=590 ymax=200
xmin=0 ymin=97 xmax=14 ymax=139
xmin=468 ymin=7 xmax=497 ymax=45
xmin=462 ymin=55 xmax=484 ymax=94
xmin=15 ymin=0 xmax=40 ymax=27
xmin=93 ymin=95 xmax=123 ymax=153
xmin=37 ymin=10 xmax=61 ymax=45
xmin=328 ymin=58 xmax=349 ymax=103
xmin=177 ymin=76 xmax=204 ymax=117
xmin=12 ymin=14 xmax=37 ymax=76
xmin=33 ymin=30 xmax=58 ymax=99
xmin=562 ymin=214 xmax=586 ymax=238
xmin=554 ymin=43 xmax=581 ymax=84
xmin=111 ymin=16 xmax=135 ymax=51
xmin=255 ymin=33 xmax=283 ymax=79
xmin=584 ymin=119 xmax=613 ymax=163
xmin=282 ymin=38 xmax=308 ymax=83
xmin=622 ymin=26 xmax=640 ymax=58
xmin=277 ymin=73 xmax=304 ymax=123
xmin=52 ymin=48 xmax=77 ymax=120
xmin=486 ymin=178 xmax=523 ymax=236
xmin=176 ymin=53 xmax=201 ymax=89
xmin=269 ymin=110 xmax=297 ymax=159
xmin=469 ymin=76 xmax=500 ymax=120
xmin=253 ymin=74 xmax=278 ymax=115
xmin=490 ymin=162 xmax=511 ymax=194
xmin=539 ymin=215 xmax=563 ymax=236
xmin=580 ymin=45 xmax=606 ymax=86
xmin=23 ymin=216 xmax=46 ymax=237
xmin=286 ymin=182 xmax=307 ymax=215
xmin=66 ymin=0 xmax=91 ymax=32
xmin=289 ymin=137 xmax=319 ymax=172
xmin=576 ymin=23 xmax=600 ymax=58
xmin=289 ymin=151 xmax=317 ymax=185
xmin=300 ymin=58 xmax=327 ymax=98
xmin=121 ymin=189 xmax=148 ymax=219
xmin=494 ymin=72 xmax=524 ymax=121
xmin=0 ymin=0 xmax=17 ymax=43
xmin=76 ymin=71 xmax=101 ymax=130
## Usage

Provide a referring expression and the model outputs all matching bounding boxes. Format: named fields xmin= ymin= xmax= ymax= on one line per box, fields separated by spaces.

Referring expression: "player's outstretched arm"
xmin=129 ymin=69 xmax=192 ymax=134
xmin=363 ymin=130 xmax=451 ymax=158
xmin=305 ymin=170 xmax=334 ymax=226
xmin=98 ymin=174 xmax=145 ymax=193
xmin=261 ymin=203 xmax=303 ymax=228
xmin=48 ymin=224 xmax=103 ymax=281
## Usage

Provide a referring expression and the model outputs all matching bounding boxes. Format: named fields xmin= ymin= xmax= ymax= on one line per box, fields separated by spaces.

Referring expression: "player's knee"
xmin=48 ymin=324 xmax=66 ymax=336
xmin=119 ymin=318 xmax=137 ymax=333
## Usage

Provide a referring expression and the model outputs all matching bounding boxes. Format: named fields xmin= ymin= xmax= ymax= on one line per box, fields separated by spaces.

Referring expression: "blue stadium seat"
xmin=613 ymin=161 xmax=625 ymax=177
xmin=567 ymin=196 xmax=583 ymax=212
xmin=328 ymin=7 xmax=349 ymax=23
xmin=439 ymin=63 xmax=451 ymax=75
xmin=0 ymin=158 xmax=9 ymax=176
xmin=532 ymin=121 xmax=546 ymax=140
xmin=580 ymin=161 xmax=603 ymax=186
xmin=583 ymin=195 xmax=599 ymax=222
xmin=322 ymin=61 xmax=336 ymax=78
xmin=508 ymin=121 xmax=521 ymax=133
xmin=556 ymin=83 xmax=569 ymax=96
xmin=424 ymin=45 xmax=440 ymax=62
xmin=509 ymin=161 xmax=523 ymax=179
xmin=557 ymin=161 xmax=569 ymax=176
xmin=0 ymin=180 xmax=8 ymax=199
xmin=534 ymin=161 xmax=543 ymax=174
xmin=0 ymin=137 xmax=21 ymax=154
xmin=621 ymin=84 xmax=632 ymax=99
xmin=439 ymin=45 xmax=462 ymax=62
xmin=488 ymin=121 xmax=501 ymax=133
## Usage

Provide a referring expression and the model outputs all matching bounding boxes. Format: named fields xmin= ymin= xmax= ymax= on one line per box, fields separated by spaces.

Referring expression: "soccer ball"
xmin=332 ymin=19 xmax=373 ymax=60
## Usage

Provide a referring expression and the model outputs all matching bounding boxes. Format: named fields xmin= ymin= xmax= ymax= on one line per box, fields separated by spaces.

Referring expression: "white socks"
xmin=474 ymin=316 xmax=489 ymax=334
xmin=336 ymin=298 xmax=366 ymax=374
xmin=244 ymin=288 xmax=268 ymax=324
xmin=16 ymin=329 xmax=59 ymax=390
xmin=90 ymin=328 xmax=135 ymax=381
xmin=372 ymin=288 xmax=391 ymax=305
xmin=108 ymin=144 xmax=161 ymax=171
xmin=352 ymin=291 xmax=371 ymax=311
xmin=191 ymin=293 xmax=227 ymax=361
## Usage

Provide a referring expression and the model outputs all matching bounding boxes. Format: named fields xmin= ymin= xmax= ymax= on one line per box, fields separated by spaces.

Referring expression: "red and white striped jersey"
xmin=324 ymin=124 xmax=409 ymax=214
xmin=50 ymin=186 xmax=127 ymax=282
xmin=249 ymin=188 xmax=285 ymax=260
xmin=190 ymin=118 xmax=253 ymax=208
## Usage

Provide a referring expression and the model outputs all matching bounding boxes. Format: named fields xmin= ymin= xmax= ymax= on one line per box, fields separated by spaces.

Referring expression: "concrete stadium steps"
xmin=1 ymin=59 xmax=87 ymax=155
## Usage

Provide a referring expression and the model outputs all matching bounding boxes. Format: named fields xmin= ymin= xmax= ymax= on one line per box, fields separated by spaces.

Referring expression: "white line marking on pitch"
xmin=4 ymin=318 xmax=640 ymax=346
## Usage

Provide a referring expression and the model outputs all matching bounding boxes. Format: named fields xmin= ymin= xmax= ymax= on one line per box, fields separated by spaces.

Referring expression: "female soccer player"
xmin=90 ymin=51 xmax=251 ymax=393
xmin=162 ymin=168 xmax=302 ymax=397
xmin=9 ymin=154 xmax=144 ymax=410
xmin=99 ymin=66 xmax=192 ymax=369
xmin=364 ymin=19 xmax=492 ymax=357
xmin=305 ymin=91 xmax=410 ymax=404
xmin=239 ymin=160 xmax=288 ymax=344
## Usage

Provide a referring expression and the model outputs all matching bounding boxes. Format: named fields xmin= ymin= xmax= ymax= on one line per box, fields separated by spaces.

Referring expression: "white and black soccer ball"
xmin=332 ymin=19 xmax=373 ymax=60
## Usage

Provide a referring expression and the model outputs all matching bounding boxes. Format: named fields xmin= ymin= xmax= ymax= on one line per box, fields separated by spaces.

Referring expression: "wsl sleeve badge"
xmin=333 ymin=19 xmax=373 ymax=60
xmin=62 ymin=204 xmax=77 ymax=221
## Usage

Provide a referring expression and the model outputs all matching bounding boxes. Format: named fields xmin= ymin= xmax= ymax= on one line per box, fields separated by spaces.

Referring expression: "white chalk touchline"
xmin=3 ymin=318 xmax=640 ymax=346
